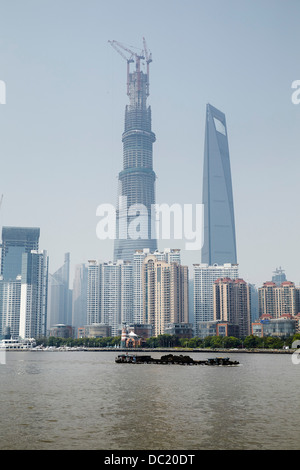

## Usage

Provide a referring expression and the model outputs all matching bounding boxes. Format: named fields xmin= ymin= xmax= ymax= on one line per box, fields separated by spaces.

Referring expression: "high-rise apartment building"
xmin=19 ymin=250 xmax=49 ymax=340
xmin=259 ymin=281 xmax=298 ymax=318
xmin=258 ymin=282 xmax=277 ymax=317
xmin=120 ymin=261 xmax=133 ymax=326
xmin=193 ymin=263 xmax=239 ymax=335
xmin=101 ymin=261 xmax=133 ymax=336
xmin=213 ymin=278 xmax=234 ymax=323
xmin=101 ymin=262 xmax=122 ymax=336
xmin=233 ymin=279 xmax=251 ymax=337
xmin=276 ymin=281 xmax=298 ymax=317
xmin=133 ymin=248 xmax=182 ymax=324
xmin=213 ymin=277 xmax=251 ymax=338
xmin=142 ymin=254 xmax=189 ymax=337
xmin=133 ymin=249 xmax=151 ymax=324
xmin=201 ymin=104 xmax=237 ymax=265
xmin=110 ymin=40 xmax=157 ymax=263
xmin=87 ymin=260 xmax=102 ymax=325
xmin=87 ymin=259 xmax=133 ymax=336
xmin=0 ymin=276 xmax=21 ymax=339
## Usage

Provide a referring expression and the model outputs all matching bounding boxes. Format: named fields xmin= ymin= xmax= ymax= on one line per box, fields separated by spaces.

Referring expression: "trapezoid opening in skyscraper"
xmin=201 ymin=103 xmax=237 ymax=265
xmin=109 ymin=39 xmax=157 ymax=263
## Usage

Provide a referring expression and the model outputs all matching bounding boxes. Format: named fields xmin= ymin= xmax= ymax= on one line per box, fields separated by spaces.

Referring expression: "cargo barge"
xmin=115 ymin=353 xmax=239 ymax=366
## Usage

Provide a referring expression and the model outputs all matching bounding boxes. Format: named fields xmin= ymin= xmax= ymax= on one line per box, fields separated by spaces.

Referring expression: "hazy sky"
xmin=0 ymin=0 xmax=299 ymax=288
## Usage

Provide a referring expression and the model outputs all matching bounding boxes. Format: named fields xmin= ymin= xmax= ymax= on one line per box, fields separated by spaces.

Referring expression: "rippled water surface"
xmin=0 ymin=350 xmax=299 ymax=450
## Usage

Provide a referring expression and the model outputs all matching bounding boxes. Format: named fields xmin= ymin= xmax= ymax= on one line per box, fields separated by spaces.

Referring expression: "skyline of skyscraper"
xmin=201 ymin=103 xmax=237 ymax=266
xmin=111 ymin=40 xmax=157 ymax=263
xmin=0 ymin=58 xmax=296 ymax=342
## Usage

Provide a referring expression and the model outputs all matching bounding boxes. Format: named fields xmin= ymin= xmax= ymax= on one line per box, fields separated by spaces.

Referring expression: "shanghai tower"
xmin=201 ymin=103 xmax=237 ymax=265
xmin=109 ymin=39 xmax=157 ymax=263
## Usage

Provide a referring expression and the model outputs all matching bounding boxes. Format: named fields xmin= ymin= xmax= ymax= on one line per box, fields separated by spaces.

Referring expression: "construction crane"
xmin=143 ymin=37 xmax=152 ymax=64
xmin=108 ymin=40 xmax=135 ymax=63
xmin=143 ymin=37 xmax=152 ymax=96
xmin=108 ymin=40 xmax=133 ymax=96
xmin=108 ymin=39 xmax=151 ymax=96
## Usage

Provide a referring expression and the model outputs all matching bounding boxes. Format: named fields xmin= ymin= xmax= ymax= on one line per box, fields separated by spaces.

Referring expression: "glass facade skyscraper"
xmin=47 ymin=253 xmax=72 ymax=328
xmin=113 ymin=42 xmax=157 ymax=263
xmin=1 ymin=227 xmax=40 ymax=281
xmin=0 ymin=227 xmax=48 ymax=340
xmin=201 ymin=104 xmax=237 ymax=265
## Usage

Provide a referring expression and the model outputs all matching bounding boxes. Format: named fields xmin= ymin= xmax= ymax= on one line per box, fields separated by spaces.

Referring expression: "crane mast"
xmin=108 ymin=38 xmax=152 ymax=97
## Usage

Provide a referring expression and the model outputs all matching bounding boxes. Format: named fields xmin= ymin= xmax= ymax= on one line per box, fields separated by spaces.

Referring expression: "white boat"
xmin=0 ymin=338 xmax=36 ymax=350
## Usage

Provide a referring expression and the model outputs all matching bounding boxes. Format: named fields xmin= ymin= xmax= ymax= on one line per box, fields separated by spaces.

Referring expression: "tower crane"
xmin=108 ymin=39 xmax=151 ymax=96
xmin=143 ymin=37 xmax=152 ymax=64
xmin=108 ymin=40 xmax=134 ymax=96
xmin=143 ymin=37 xmax=152 ymax=96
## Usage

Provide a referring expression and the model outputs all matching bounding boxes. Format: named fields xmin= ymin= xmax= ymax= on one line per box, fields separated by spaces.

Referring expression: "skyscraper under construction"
xmin=109 ymin=39 xmax=157 ymax=263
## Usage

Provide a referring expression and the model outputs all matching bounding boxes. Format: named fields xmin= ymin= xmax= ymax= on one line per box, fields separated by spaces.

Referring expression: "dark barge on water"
xmin=115 ymin=353 xmax=239 ymax=366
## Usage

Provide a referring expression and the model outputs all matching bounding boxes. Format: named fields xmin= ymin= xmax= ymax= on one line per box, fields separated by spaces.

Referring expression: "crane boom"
xmin=108 ymin=40 xmax=134 ymax=63
xmin=143 ymin=37 xmax=152 ymax=63
xmin=108 ymin=38 xmax=152 ymax=96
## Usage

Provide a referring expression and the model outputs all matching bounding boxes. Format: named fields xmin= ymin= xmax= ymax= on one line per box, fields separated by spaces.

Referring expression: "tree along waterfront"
xmin=36 ymin=333 xmax=300 ymax=350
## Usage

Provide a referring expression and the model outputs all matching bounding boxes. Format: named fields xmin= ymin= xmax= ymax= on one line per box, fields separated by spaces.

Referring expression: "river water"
xmin=0 ymin=350 xmax=299 ymax=450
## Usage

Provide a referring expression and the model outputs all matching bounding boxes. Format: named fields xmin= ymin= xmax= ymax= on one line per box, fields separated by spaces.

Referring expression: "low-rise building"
xmin=164 ymin=322 xmax=194 ymax=338
xmin=252 ymin=316 xmax=296 ymax=338
xmin=85 ymin=323 xmax=112 ymax=338
xmin=49 ymin=324 xmax=74 ymax=338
